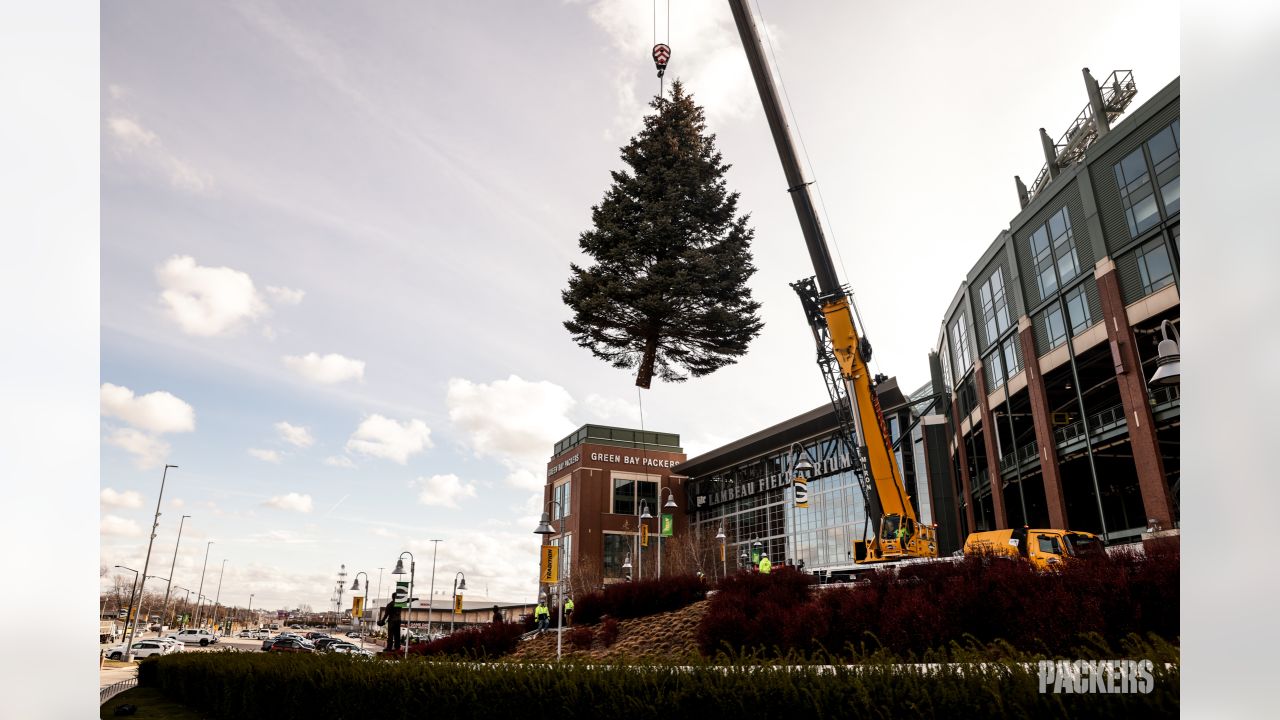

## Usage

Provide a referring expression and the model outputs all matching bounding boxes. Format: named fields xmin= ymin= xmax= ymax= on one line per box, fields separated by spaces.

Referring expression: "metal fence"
xmin=100 ymin=678 xmax=137 ymax=706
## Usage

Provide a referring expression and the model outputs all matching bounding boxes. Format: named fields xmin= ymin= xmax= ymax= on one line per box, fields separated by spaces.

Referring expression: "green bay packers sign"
xmin=794 ymin=476 xmax=809 ymax=508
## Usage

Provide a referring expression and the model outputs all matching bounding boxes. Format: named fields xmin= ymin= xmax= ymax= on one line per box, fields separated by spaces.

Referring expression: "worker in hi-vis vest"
xmin=758 ymin=554 xmax=772 ymax=574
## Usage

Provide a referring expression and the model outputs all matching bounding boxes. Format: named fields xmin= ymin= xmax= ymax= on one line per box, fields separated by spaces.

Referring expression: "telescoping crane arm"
xmin=727 ymin=0 xmax=936 ymax=563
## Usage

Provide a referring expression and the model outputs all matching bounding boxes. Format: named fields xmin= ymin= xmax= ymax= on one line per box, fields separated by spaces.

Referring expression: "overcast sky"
xmin=99 ymin=0 xmax=1179 ymax=611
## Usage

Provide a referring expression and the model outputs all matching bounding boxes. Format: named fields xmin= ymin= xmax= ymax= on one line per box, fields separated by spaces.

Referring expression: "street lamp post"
xmin=170 ymin=586 xmax=191 ymax=628
xmin=351 ymin=572 xmax=370 ymax=652
xmin=114 ymin=565 xmax=139 ymax=654
xmin=636 ymin=500 xmax=652 ymax=582
xmin=212 ymin=559 xmax=227 ymax=634
xmin=425 ymin=540 xmax=441 ymax=638
xmin=450 ymin=572 xmax=467 ymax=635
xmin=194 ymin=541 xmax=213 ymax=627
xmin=159 ymin=514 xmax=190 ymax=635
xmin=752 ymin=539 xmax=762 ymax=570
xmin=126 ymin=463 xmax=177 ymax=660
xmin=533 ymin=500 xmax=565 ymax=661
xmin=715 ymin=525 xmax=727 ymax=579
xmin=622 ymin=553 xmax=632 ymax=582
xmin=139 ymin=575 xmax=168 ymax=635
xmin=248 ymin=594 xmax=254 ymax=630
xmin=657 ymin=489 xmax=678 ymax=579
xmin=392 ymin=552 xmax=415 ymax=659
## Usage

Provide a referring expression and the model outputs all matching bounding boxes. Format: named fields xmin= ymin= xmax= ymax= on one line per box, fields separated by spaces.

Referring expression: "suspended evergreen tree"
xmin=563 ymin=81 xmax=764 ymax=389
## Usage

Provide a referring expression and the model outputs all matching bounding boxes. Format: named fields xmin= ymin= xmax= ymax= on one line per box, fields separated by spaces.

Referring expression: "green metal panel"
xmin=1087 ymin=99 xmax=1181 ymax=255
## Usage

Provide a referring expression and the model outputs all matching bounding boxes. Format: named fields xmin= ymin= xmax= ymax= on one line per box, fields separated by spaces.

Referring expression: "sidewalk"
xmin=100 ymin=661 xmax=137 ymax=689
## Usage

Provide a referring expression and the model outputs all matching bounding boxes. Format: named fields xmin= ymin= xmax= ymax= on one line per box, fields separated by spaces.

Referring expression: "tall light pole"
xmin=534 ymin=501 xmax=565 ymax=661
xmin=376 ymin=568 xmax=384 ymax=612
xmin=351 ymin=572 xmax=370 ymax=652
xmin=211 ymin=559 xmax=227 ymax=633
xmin=392 ymin=552 xmax=415 ymax=659
xmin=715 ymin=525 xmax=727 ymax=580
xmin=125 ymin=463 xmax=177 ymax=660
xmin=248 ymin=594 xmax=255 ymax=629
xmin=114 ymin=565 xmax=139 ymax=655
xmin=194 ymin=541 xmax=213 ymax=627
xmin=425 ymin=539 xmax=441 ymax=637
xmin=450 ymin=572 xmax=467 ymax=635
xmin=159 ymin=514 xmax=190 ymax=634
xmin=657 ymin=488 xmax=678 ymax=579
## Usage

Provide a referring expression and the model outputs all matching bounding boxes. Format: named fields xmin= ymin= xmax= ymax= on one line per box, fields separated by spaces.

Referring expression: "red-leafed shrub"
xmin=598 ymin=617 xmax=620 ymax=647
xmin=407 ymin=621 xmax=527 ymax=659
xmin=568 ymin=626 xmax=594 ymax=650
xmin=698 ymin=550 xmax=1179 ymax=659
xmin=571 ymin=574 xmax=707 ymax=625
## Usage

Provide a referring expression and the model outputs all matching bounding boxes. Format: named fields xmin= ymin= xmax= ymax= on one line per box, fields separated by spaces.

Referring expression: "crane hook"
xmin=652 ymin=44 xmax=671 ymax=78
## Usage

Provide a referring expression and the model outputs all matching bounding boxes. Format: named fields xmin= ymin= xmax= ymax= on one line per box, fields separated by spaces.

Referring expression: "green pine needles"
xmin=563 ymin=81 xmax=764 ymax=389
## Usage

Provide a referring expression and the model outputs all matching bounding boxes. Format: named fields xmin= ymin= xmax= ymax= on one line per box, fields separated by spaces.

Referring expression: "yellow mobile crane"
xmin=726 ymin=0 xmax=936 ymax=564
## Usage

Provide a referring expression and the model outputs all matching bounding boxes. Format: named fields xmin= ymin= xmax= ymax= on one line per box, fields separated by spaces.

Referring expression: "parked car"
xmin=268 ymin=637 xmax=314 ymax=653
xmin=107 ymin=640 xmax=170 ymax=660
xmin=328 ymin=642 xmax=374 ymax=657
xmin=151 ymin=638 xmax=185 ymax=652
xmin=252 ymin=629 xmax=273 ymax=639
xmin=168 ymin=629 xmax=220 ymax=646
xmin=305 ymin=631 xmax=330 ymax=641
xmin=345 ymin=631 xmax=364 ymax=638
xmin=313 ymin=637 xmax=345 ymax=652
xmin=236 ymin=630 xmax=256 ymax=638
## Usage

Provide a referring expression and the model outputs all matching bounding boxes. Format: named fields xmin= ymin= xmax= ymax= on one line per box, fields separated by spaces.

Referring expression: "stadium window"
xmin=1136 ymin=239 xmax=1175 ymax=295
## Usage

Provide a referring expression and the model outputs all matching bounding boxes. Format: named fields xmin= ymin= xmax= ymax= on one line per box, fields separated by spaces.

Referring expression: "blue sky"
xmin=99 ymin=0 xmax=1179 ymax=611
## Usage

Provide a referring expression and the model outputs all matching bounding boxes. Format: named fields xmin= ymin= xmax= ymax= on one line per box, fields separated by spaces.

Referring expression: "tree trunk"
xmin=635 ymin=334 xmax=659 ymax=389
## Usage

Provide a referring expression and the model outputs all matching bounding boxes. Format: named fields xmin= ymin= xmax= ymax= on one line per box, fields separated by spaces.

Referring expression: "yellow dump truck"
xmin=964 ymin=527 xmax=1104 ymax=570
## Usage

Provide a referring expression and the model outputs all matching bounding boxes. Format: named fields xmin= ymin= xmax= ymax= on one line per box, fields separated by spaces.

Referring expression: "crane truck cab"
xmin=964 ymin=527 xmax=1103 ymax=570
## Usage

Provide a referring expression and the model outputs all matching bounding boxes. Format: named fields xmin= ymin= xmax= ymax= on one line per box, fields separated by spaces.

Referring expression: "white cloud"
xmin=282 ymin=352 xmax=366 ymax=384
xmin=275 ymin=421 xmax=314 ymax=448
xmin=105 ymin=427 xmax=171 ymax=469
xmin=263 ymin=493 xmax=313 ymax=513
xmin=345 ymin=414 xmax=431 ymax=464
xmin=156 ymin=255 xmax=268 ymax=336
xmin=265 ymin=285 xmax=305 ymax=305
xmin=582 ymin=393 xmax=640 ymax=424
xmin=249 ymin=448 xmax=282 ymax=463
xmin=106 ymin=114 xmax=212 ymax=192
xmin=100 ymin=487 xmax=145 ymax=509
xmin=101 ymin=383 xmax=196 ymax=434
xmin=412 ymin=474 xmax=478 ymax=508
xmin=371 ymin=527 xmax=395 ymax=538
xmin=406 ymin=529 xmax=543 ymax=603
xmin=101 ymin=514 xmax=142 ymax=537
xmin=170 ymin=498 xmax=185 ymax=509
xmin=324 ymin=455 xmax=356 ymax=469
xmin=447 ymin=375 xmax=577 ymax=491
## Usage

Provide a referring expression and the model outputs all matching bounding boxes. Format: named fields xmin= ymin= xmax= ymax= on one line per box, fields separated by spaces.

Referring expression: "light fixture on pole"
xmin=170 ymin=586 xmax=191 ymax=628
xmin=715 ymin=525 xmax=727 ymax=579
xmin=351 ymin=572 xmax=370 ymax=652
xmin=114 ymin=565 xmax=139 ymax=656
xmin=425 ymin=540 xmax=442 ymax=638
xmin=657 ymin=488 xmax=678 ymax=579
xmin=392 ymin=552 xmax=415 ymax=659
xmin=194 ymin=541 xmax=213 ymax=628
xmin=451 ymin=572 xmax=467 ymax=635
xmin=1148 ymin=319 xmax=1181 ymax=386
xmin=211 ymin=559 xmax=227 ymax=633
xmin=622 ymin=553 xmax=632 ymax=581
xmin=159 ymin=513 xmax=190 ymax=635
xmin=637 ymin=500 xmax=652 ymax=582
xmin=533 ymin=499 xmax=565 ymax=660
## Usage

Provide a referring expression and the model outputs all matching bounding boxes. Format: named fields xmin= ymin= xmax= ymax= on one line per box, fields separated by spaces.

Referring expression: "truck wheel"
xmin=200 ymin=639 xmax=209 ymax=646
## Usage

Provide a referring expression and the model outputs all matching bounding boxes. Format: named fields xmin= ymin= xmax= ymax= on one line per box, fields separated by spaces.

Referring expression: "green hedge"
xmin=138 ymin=650 xmax=1177 ymax=719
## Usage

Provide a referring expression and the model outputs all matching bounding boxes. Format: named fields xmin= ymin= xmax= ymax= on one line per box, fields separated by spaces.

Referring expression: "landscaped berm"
xmin=128 ymin=551 xmax=1179 ymax=719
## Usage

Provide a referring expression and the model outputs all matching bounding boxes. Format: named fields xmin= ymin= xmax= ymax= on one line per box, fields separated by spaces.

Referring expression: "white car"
xmin=168 ymin=628 xmax=220 ymax=646
xmin=107 ymin=640 xmax=170 ymax=660
xmin=151 ymin=637 xmax=185 ymax=652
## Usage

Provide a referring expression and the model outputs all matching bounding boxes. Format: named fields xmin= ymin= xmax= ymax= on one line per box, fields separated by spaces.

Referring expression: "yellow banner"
xmin=352 ymin=596 xmax=364 ymax=618
xmin=540 ymin=545 xmax=560 ymax=584
xmin=454 ymin=594 xmax=463 ymax=615
xmin=641 ymin=523 xmax=649 ymax=548
xmin=794 ymin=477 xmax=809 ymax=508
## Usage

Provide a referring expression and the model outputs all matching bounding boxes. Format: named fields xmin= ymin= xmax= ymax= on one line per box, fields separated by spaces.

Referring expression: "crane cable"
xmin=652 ymin=0 xmax=671 ymax=99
